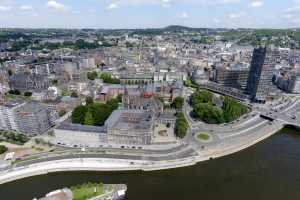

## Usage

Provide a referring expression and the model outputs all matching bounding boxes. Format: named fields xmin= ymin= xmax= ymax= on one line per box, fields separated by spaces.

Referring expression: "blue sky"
xmin=0 ymin=0 xmax=299 ymax=29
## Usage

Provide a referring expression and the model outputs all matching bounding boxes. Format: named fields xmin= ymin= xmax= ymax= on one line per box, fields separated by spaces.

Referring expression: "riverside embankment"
xmin=0 ymin=120 xmax=285 ymax=185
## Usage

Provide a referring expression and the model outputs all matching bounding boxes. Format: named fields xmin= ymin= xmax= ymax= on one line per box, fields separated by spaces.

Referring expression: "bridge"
xmin=259 ymin=98 xmax=300 ymax=129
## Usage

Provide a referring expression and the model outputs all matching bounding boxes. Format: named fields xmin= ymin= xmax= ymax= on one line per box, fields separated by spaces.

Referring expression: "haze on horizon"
xmin=0 ymin=0 xmax=300 ymax=29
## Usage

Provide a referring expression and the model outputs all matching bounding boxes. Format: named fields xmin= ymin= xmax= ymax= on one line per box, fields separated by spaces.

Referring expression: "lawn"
xmin=71 ymin=182 xmax=105 ymax=200
xmin=197 ymin=133 xmax=210 ymax=141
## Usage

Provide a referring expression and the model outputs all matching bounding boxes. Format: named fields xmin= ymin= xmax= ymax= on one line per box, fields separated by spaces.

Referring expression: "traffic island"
xmin=195 ymin=132 xmax=213 ymax=143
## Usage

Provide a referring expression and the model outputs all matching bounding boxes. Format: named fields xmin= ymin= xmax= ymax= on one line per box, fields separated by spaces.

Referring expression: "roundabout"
xmin=195 ymin=132 xmax=213 ymax=143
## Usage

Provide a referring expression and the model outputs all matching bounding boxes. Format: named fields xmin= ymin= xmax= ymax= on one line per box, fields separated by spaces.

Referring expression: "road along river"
xmin=1 ymin=127 xmax=300 ymax=200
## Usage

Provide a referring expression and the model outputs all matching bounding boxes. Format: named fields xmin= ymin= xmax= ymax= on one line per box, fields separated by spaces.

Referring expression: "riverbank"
xmin=0 ymin=121 xmax=286 ymax=185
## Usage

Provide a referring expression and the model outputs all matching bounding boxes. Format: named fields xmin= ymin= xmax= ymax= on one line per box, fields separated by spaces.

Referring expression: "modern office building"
xmin=14 ymin=102 xmax=53 ymax=135
xmin=213 ymin=63 xmax=250 ymax=90
xmin=0 ymin=101 xmax=53 ymax=135
xmin=246 ymin=47 xmax=277 ymax=102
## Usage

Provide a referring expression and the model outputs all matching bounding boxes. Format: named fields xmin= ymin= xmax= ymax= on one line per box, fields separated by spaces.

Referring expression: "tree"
xmin=85 ymin=96 xmax=94 ymax=105
xmin=71 ymin=91 xmax=78 ymax=98
xmin=193 ymin=103 xmax=225 ymax=124
xmin=117 ymin=94 xmax=123 ymax=103
xmin=87 ymin=71 xmax=98 ymax=80
xmin=84 ymin=111 xmax=94 ymax=126
xmin=106 ymin=98 xmax=119 ymax=111
xmin=191 ymin=90 xmax=213 ymax=106
xmin=71 ymin=105 xmax=87 ymax=124
xmin=90 ymin=103 xmax=111 ymax=126
xmin=8 ymin=90 xmax=21 ymax=95
xmin=7 ymin=69 xmax=13 ymax=76
xmin=171 ymin=97 xmax=184 ymax=110
xmin=59 ymin=109 xmax=66 ymax=117
xmin=222 ymin=96 xmax=248 ymax=123
xmin=24 ymin=91 xmax=32 ymax=97
xmin=175 ymin=113 xmax=188 ymax=138
xmin=52 ymin=79 xmax=58 ymax=85
xmin=0 ymin=145 xmax=8 ymax=154
xmin=71 ymin=97 xmax=119 ymax=127
xmin=100 ymin=72 xmax=120 ymax=84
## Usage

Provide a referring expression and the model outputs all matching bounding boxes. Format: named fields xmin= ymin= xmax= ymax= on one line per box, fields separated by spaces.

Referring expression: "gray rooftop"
xmin=105 ymin=109 xmax=154 ymax=131
xmin=56 ymin=122 xmax=106 ymax=134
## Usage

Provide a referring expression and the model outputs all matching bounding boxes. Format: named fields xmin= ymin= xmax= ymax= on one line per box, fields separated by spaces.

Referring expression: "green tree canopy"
xmin=106 ymin=98 xmax=119 ymax=111
xmin=100 ymin=73 xmax=120 ymax=84
xmin=84 ymin=110 xmax=94 ymax=126
xmin=71 ymin=105 xmax=88 ymax=124
xmin=193 ymin=103 xmax=225 ymax=124
xmin=90 ymin=103 xmax=112 ymax=126
xmin=24 ymin=91 xmax=32 ymax=97
xmin=191 ymin=90 xmax=213 ymax=106
xmin=87 ymin=71 xmax=98 ymax=80
xmin=175 ymin=112 xmax=188 ymax=138
xmin=171 ymin=97 xmax=184 ymax=110
xmin=71 ymin=91 xmax=79 ymax=98
xmin=222 ymin=96 xmax=248 ymax=123
xmin=85 ymin=96 xmax=94 ymax=105
xmin=0 ymin=145 xmax=8 ymax=154
xmin=71 ymin=98 xmax=119 ymax=127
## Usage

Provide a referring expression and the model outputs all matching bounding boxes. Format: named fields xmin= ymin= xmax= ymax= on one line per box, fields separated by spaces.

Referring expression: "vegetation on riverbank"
xmin=70 ymin=182 xmax=106 ymax=200
xmin=191 ymin=90 xmax=248 ymax=124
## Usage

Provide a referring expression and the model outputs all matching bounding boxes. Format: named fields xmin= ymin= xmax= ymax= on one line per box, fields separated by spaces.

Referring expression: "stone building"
xmin=105 ymin=109 xmax=154 ymax=145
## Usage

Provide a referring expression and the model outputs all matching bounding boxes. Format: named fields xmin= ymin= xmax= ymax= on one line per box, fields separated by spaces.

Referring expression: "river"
xmin=1 ymin=127 xmax=300 ymax=200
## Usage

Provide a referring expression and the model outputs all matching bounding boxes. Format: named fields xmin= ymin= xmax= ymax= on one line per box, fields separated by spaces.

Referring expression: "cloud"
xmin=47 ymin=0 xmax=66 ymax=12
xmin=250 ymin=1 xmax=264 ymax=8
xmin=283 ymin=13 xmax=293 ymax=19
xmin=106 ymin=3 xmax=119 ymax=10
xmin=160 ymin=0 xmax=171 ymax=7
xmin=0 ymin=5 xmax=12 ymax=12
xmin=219 ymin=0 xmax=240 ymax=4
xmin=20 ymin=5 xmax=33 ymax=11
xmin=284 ymin=0 xmax=300 ymax=13
xmin=110 ymin=0 xmax=171 ymax=8
xmin=214 ymin=18 xmax=220 ymax=24
xmin=228 ymin=11 xmax=246 ymax=19
xmin=179 ymin=12 xmax=189 ymax=19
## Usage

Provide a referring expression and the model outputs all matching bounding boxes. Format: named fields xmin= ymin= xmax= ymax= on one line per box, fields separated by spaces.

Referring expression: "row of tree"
xmin=191 ymin=90 xmax=248 ymax=124
xmin=100 ymin=72 xmax=121 ymax=84
xmin=171 ymin=97 xmax=184 ymax=110
xmin=71 ymin=97 xmax=119 ymax=126
xmin=0 ymin=131 xmax=29 ymax=145
xmin=175 ymin=112 xmax=188 ymax=138
xmin=8 ymin=90 xmax=32 ymax=97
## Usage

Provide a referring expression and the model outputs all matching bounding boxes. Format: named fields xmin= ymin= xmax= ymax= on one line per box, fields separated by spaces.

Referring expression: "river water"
xmin=1 ymin=127 xmax=300 ymax=200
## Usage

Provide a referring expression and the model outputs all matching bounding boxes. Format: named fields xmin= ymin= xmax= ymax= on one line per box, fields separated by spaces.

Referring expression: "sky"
xmin=0 ymin=0 xmax=300 ymax=29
